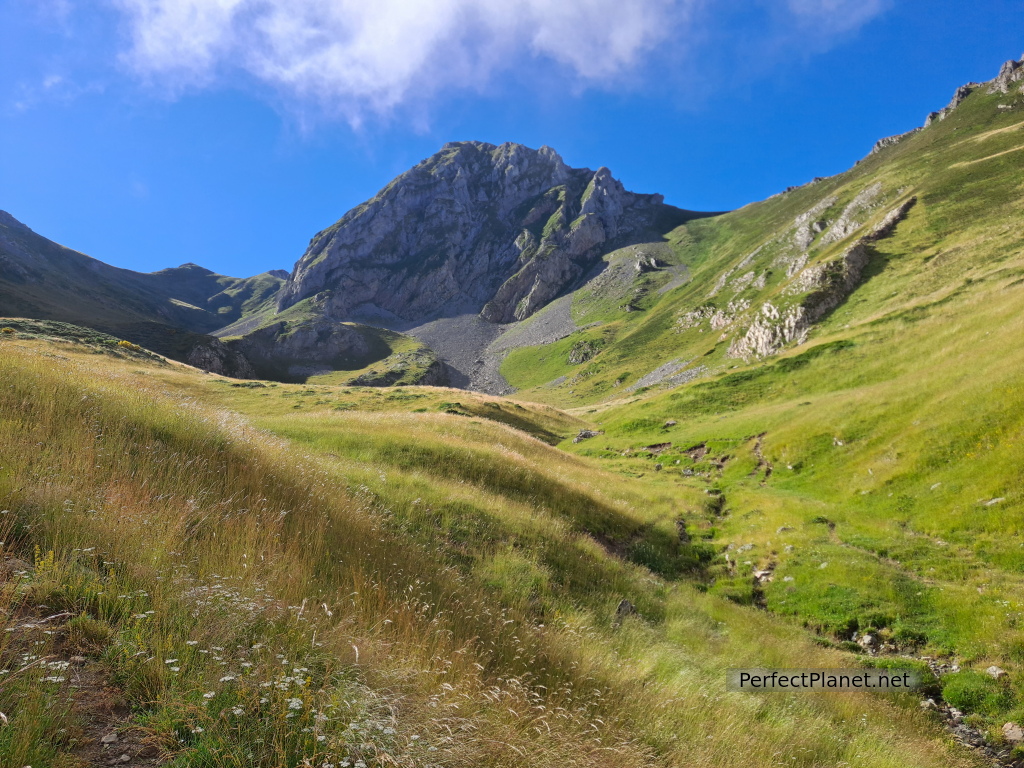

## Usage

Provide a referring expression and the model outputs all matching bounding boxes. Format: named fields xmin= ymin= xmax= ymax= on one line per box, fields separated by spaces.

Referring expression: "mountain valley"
xmin=2 ymin=53 xmax=1024 ymax=768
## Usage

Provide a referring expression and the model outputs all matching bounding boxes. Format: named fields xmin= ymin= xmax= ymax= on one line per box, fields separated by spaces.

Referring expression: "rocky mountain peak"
xmin=275 ymin=142 xmax=690 ymax=326
xmin=925 ymin=54 xmax=1024 ymax=127
xmin=989 ymin=54 xmax=1024 ymax=94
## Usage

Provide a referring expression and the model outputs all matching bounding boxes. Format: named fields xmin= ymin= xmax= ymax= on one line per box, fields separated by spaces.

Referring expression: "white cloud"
xmin=108 ymin=0 xmax=887 ymax=122
xmin=112 ymin=0 xmax=685 ymax=120
xmin=785 ymin=0 xmax=889 ymax=36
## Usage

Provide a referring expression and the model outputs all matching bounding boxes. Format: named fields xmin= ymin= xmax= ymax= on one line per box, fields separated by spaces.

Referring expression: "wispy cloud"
xmin=108 ymin=0 xmax=887 ymax=123
xmin=785 ymin=0 xmax=890 ymax=36
xmin=11 ymin=72 xmax=105 ymax=113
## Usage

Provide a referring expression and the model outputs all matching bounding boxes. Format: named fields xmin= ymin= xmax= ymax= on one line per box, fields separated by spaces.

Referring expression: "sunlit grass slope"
xmin=0 ymin=334 xmax=973 ymax=767
xmin=553 ymin=86 xmax=1024 ymax=735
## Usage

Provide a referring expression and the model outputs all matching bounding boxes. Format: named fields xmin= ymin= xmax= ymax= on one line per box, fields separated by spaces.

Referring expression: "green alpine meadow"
xmin=2 ymin=53 xmax=1024 ymax=768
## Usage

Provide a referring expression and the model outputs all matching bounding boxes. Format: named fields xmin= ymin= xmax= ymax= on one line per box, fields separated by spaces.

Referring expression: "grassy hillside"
xmin=3 ymin=60 xmax=1024 ymax=768
xmin=502 ymin=82 xmax=1024 ymax=408
xmin=0 ymin=334 xmax=975 ymax=767
xmin=515 ymin=77 xmax=1024 ymax=742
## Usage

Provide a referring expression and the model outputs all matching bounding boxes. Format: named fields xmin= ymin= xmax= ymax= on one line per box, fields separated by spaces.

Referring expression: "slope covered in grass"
xmin=503 ymin=74 xmax=1024 ymax=410
xmin=0 ymin=335 xmax=974 ymax=767
xmin=543 ymin=73 xmax=1024 ymax=742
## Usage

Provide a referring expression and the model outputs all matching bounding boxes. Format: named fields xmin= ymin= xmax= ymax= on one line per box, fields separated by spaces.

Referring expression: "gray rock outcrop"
xmin=923 ymin=54 xmax=1024 ymax=129
xmin=186 ymin=339 xmax=257 ymax=378
xmin=925 ymin=84 xmax=976 ymax=127
xmin=276 ymin=142 xmax=693 ymax=326
xmin=228 ymin=312 xmax=372 ymax=381
xmin=988 ymin=55 xmax=1024 ymax=94
xmin=868 ymin=128 xmax=922 ymax=156
xmin=820 ymin=182 xmax=882 ymax=245
xmin=728 ymin=197 xmax=916 ymax=360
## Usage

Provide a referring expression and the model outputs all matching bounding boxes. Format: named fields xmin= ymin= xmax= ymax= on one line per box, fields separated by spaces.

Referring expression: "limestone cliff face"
xmin=276 ymin=142 xmax=685 ymax=325
xmin=726 ymin=197 xmax=916 ymax=361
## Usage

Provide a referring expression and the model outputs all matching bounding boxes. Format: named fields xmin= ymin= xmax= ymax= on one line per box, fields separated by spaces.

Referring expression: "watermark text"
xmin=727 ymin=668 xmax=919 ymax=692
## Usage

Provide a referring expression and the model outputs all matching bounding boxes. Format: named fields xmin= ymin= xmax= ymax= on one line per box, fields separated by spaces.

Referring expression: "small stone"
xmin=776 ymin=526 xmax=793 ymax=533
xmin=654 ymin=463 xmax=663 ymax=471
xmin=69 ymin=656 xmax=86 ymax=664
xmin=664 ymin=420 xmax=677 ymax=427
xmin=119 ymin=755 xmax=131 ymax=763
xmin=101 ymin=733 xmax=118 ymax=744
xmin=986 ymin=665 xmax=1008 ymax=680
xmin=613 ymin=599 xmax=637 ymax=626
xmin=858 ymin=634 xmax=875 ymax=648
xmin=1002 ymin=722 xmax=1024 ymax=743
xmin=920 ymin=698 xmax=938 ymax=710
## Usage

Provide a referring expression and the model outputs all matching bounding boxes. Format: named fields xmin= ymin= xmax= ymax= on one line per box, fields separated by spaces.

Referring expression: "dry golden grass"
xmin=0 ymin=337 xmax=981 ymax=767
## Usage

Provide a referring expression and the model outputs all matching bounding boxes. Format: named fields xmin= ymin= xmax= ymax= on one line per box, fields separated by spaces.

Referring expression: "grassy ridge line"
xmin=501 ymin=90 xmax=1024 ymax=407
xmin=0 ymin=338 xmax=971 ymax=767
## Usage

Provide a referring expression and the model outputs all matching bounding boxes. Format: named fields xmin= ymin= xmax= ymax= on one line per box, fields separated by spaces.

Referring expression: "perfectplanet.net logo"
xmin=727 ymin=669 xmax=920 ymax=692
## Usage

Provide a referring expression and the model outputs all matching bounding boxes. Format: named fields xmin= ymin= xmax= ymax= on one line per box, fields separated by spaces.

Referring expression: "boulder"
xmin=989 ymin=57 xmax=1024 ymax=94
xmin=1002 ymin=722 xmax=1024 ymax=743
xmin=614 ymin=599 xmax=638 ymax=625
xmin=986 ymin=665 xmax=1008 ymax=680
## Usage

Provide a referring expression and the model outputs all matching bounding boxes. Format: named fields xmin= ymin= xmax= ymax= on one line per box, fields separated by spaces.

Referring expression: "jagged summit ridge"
xmin=276 ymin=141 xmax=689 ymax=325
xmin=866 ymin=54 xmax=1024 ymax=158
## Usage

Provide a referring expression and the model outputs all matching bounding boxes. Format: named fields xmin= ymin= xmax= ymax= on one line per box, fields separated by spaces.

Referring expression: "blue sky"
xmin=1 ymin=0 xmax=1022 ymax=278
